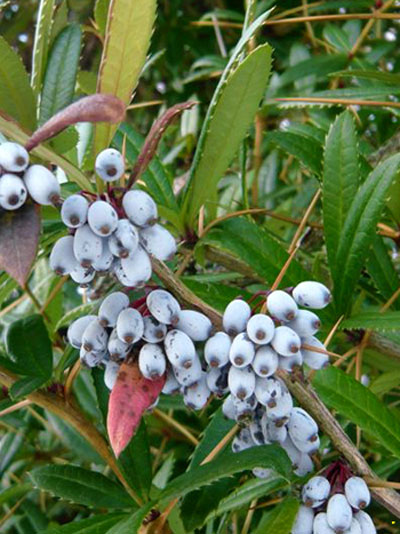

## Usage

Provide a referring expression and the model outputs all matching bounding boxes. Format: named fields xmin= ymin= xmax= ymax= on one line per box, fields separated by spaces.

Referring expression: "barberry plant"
xmin=0 ymin=2 xmax=400 ymax=534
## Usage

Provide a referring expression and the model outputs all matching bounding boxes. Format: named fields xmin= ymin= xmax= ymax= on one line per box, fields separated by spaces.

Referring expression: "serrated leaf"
xmin=331 ymin=69 xmax=400 ymax=84
xmin=0 ymin=203 xmax=41 ymax=287
xmin=314 ymin=367 xmax=400 ymax=458
xmin=6 ymin=314 xmax=52 ymax=379
xmin=340 ymin=311 xmax=400 ymax=332
xmin=366 ymin=235 xmax=400 ymax=307
xmin=54 ymin=302 xmax=98 ymax=331
xmin=323 ymin=111 xmax=360 ymax=274
xmin=203 ymin=217 xmax=309 ymax=287
xmin=266 ymin=130 xmax=322 ymax=176
xmin=312 ymin=86 xmax=400 ymax=100
xmin=38 ymin=513 xmax=126 ymax=534
xmin=39 ymin=24 xmax=82 ymax=124
xmin=334 ymin=154 xmax=400 ymax=314
xmin=31 ymin=0 xmax=55 ymax=97
xmin=105 ymin=503 xmax=154 ymax=534
xmin=0 ymin=36 xmax=36 ymax=130
xmin=254 ymin=498 xmax=299 ymax=534
xmin=183 ymin=44 xmax=272 ymax=226
xmin=277 ymin=54 xmax=348 ymax=89
xmin=159 ymin=445 xmax=291 ymax=502
xmin=94 ymin=0 xmax=157 ymax=152
xmin=30 ymin=464 xmax=134 ymax=508
xmin=107 ymin=360 xmax=165 ymax=457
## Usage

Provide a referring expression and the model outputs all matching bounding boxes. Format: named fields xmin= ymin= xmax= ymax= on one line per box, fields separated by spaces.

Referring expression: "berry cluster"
xmin=50 ymin=148 xmax=176 ymax=286
xmin=209 ymin=281 xmax=331 ymax=475
xmin=293 ymin=462 xmax=376 ymax=534
xmin=67 ymin=289 xmax=215 ymax=409
xmin=0 ymin=141 xmax=60 ymax=210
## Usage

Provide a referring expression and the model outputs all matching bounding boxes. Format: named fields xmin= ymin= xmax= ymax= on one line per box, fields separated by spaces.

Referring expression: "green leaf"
xmin=371 ymin=371 xmax=400 ymax=396
xmin=313 ymin=86 xmax=400 ymax=100
xmin=334 ymin=154 xmax=400 ymax=314
xmin=340 ymin=311 xmax=400 ymax=332
xmin=30 ymin=465 xmax=134 ymax=508
xmin=94 ymin=0 xmax=111 ymax=36
xmin=330 ymin=69 xmax=400 ymax=85
xmin=314 ymin=367 xmax=400 ymax=458
xmin=0 ymin=483 xmax=32 ymax=506
xmin=54 ymin=302 xmax=98 ymax=332
xmin=39 ymin=24 xmax=82 ymax=124
xmin=203 ymin=217 xmax=309 ymax=287
xmin=266 ymin=130 xmax=323 ymax=176
xmin=183 ymin=44 xmax=272 ymax=226
xmin=0 ymin=36 xmax=36 ymax=130
xmin=366 ymin=235 xmax=400 ymax=307
xmin=6 ymin=314 xmax=52 ymax=379
xmin=10 ymin=375 xmax=47 ymax=399
xmin=105 ymin=503 xmax=154 ymax=534
xmin=31 ymin=0 xmax=55 ymax=97
xmin=94 ymin=0 xmax=157 ymax=152
xmin=159 ymin=445 xmax=291 ymax=502
xmin=113 ymin=124 xmax=183 ymax=232
xmin=254 ymin=498 xmax=299 ymax=534
xmin=117 ymin=420 xmax=152 ymax=500
xmin=277 ymin=54 xmax=348 ymax=89
xmin=182 ymin=277 xmax=250 ymax=312
xmin=38 ymin=514 xmax=126 ymax=534
xmin=323 ymin=111 xmax=360 ymax=274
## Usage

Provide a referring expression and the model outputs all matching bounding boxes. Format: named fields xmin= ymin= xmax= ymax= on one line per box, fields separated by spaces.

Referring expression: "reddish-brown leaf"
xmin=107 ymin=359 xmax=165 ymax=457
xmin=0 ymin=202 xmax=40 ymax=287
xmin=25 ymin=94 xmax=126 ymax=151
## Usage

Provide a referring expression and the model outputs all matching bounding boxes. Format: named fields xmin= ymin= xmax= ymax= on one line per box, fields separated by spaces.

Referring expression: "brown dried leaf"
xmin=25 ymin=93 xmax=125 ymax=151
xmin=107 ymin=359 xmax=165 ymax=457
xmin=0 ymin=202 xmax=41 ymax=286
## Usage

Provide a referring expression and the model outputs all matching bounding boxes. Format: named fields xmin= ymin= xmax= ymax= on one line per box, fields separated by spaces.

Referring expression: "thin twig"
xmin=0 ymin=399 xmax=31 ymax=418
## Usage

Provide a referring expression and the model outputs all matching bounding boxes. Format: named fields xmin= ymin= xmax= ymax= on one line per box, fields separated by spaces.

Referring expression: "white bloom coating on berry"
xmin=162 ymin=368 xmax=181 ymax=395
xmin=288 ymin=407 xmax=319 ymax=443
xmin=232 ymin=394 xmax=257 ymax=420
xmin=326 ymin=494 xmax=352 ymax=533
xmin=266 ymin=390 xmax=293 ymax=421
xmin=119 ymin=246 xmax=152 ymax=287
xmin=184 ymin=374 xmax=211 ymax=410
xmin=313 ymin=512 xmax=335 ymax=534
xmin=204 ymin=332 xmax=231 ymax=368
xmin=107 ymin=329 xmax=131 ymax=360
xmin=50 ymin=235 xmax=77 ymax=275
xmin=104 ymin=360 xmax=120 ymax=390
xmin=348 ymin=518 xmax=362 ymax=534
xmin=95 ymin=148 xmax=124 ymax=182
xmin=228 ymin=365 xmax=256 ymax=400
xmin=292 ymin=434 xmax=320 ymax=455
xmin=293 ymin=281 xmax=331 ymax=309
xmin=222 ymin=394 xmax=236 ymax=419
xmin=82 ymin=319 xmax=108 ymax=353
xmin=223 ymin=299 xmax=251 ymax=336
xmin=80 ymin=346 xmax=106 ymax=368
xmin=140 ymin=223 xmax=177 ymax=261
xmin=229 ymin=332 xmax=255 ymax=368
xmin=264 ymin=416 xmax=287 ymax=443
xmin=355 ymin=511 xmax=376 ymax=534
xmin=206 ymin=366 xmax=228 ymax=396
xmin=139 ymin=343 xmax=167 ymax=380
xmin=255 ymin=376 xmax=285 ymax=407
xmin=249 ymin=417 xmax=265 ymax=445
xmin=288 ymin=309 xmax=321 ymax=337
xmin=0 ymin=173 xmax=27 ymax=210
xmin=302 ymin=476 xmax=331 ymax=508
xmin=164 ymin=329 xmax=196 ymax=369
xmin=252 ymin=345 xmax=279 ymax=377
xmin=173 ymin=354 xmax=202 ymax=386
xmin=93 ymin=238 xmax=114 ymax=272
xmin=344 ymin=477 xmax=370 ymax=510
xmin=61 ymin=194 xmax=88 ymax=228
xmin=292 ymin=504 xmax=314 ymax=534
xmin=278 ymin=352 xmax=303 ymax=373
xmin=67 ymin=315 xmax=97 ymax=348
xmin=98 ymin=291 xmax=129 ymax=327
xmin=147 ymin=290 xmax=181 ymax=325
xmin=281 ymin=435 xmax=302 ymax=467
xmin=232 ymin=428 xmax=256 ymax=452
xmin=0 ymin=142 xmax=29 ymax=172
xmin=87 ymin=200 xmax=118 ymax=236
xmin=24 ymin=164 xmax=60 ymax=205
xmin=116 ymin=307 xmax=144 ymax=344
xmin=176 ymin=309 xmax=213 ymax=342
xmin=267 ymin=290 xmax=298 ymax=322
xmin=142 ymin=316 xmax=167 ymax=343
xmin=122 ymin=189 xmax=158 ymax=227
xmin=271 ymin=326 xmax=301 ymax=356
xmin=70 ymin=264 xmax=95 ymax=285
xmin=108 ymin=219 xmax=139 ymax=258
xmin=246 ymin=313 xmax=275 ymax=345
xmin=294 ymin=453 xmax=314 ymax=477
xmin=302 ymin=336 xmax=329 ymax=370
xmin=73 ymin=224 xmax=103 ymax=267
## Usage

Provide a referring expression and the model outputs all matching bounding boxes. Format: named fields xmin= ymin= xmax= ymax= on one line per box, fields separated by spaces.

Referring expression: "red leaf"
xmin=0 ymin=202 xmax=40 ymax=287
xmin=107 ymin=359 xmax=165 ymax=457
xmin=25 ymin=94 xmax=126 ymax=151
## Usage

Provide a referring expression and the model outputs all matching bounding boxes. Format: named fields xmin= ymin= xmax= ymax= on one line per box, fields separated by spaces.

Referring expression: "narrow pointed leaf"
xmin=254 ymin=498 xmax=299 ymax=534
xmin=107 ymin=360 xmax=165 ymax=457
xmin=340 ymin=311 xmax=400 ymax=332
xmin=31 ymin=0 xmax=55 ymax=97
